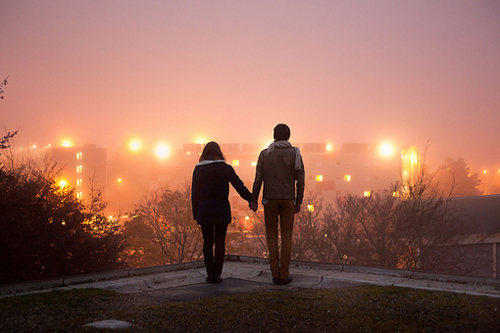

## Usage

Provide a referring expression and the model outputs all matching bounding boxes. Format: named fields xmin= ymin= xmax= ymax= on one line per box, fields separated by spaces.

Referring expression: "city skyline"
xmin=1 ymin=1 xmax=499 ymax=173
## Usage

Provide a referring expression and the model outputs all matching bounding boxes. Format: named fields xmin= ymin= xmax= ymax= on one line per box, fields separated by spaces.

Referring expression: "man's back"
xmin=252 ymin=145 xmax=305 ymax=205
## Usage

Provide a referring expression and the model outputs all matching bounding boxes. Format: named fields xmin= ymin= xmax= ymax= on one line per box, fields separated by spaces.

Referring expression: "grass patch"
xmin=1 ymin=286 xmax=499 ymax=332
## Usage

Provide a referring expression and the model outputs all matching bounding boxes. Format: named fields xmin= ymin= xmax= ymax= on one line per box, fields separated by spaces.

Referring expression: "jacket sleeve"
xmin=251 ymin=151 xmax=265 ymax=203
xmin=295 ymin=155 xmax=305 ymax=205
xmin=191 ymin=168 xmax=199 ymax=220
xmin=227 ymin=165 xmax=253 ymax=203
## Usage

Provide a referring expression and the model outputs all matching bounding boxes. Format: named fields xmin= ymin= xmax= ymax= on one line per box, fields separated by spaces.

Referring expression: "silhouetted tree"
xmin=395 ymin=161 xmax=473 ymax=272
xmin=0 ymin=133 xmax=124 ymax=284
xmin=357 ymin=187 xmax=400 ymax=268
xmin=434 ymin=157 xmax=482 ymax=197
xmin=292 ymin=195 xmax=323 ymax=261
xmin=234 ymin=211 xmax=268 ymax=258
xmin=0 ymin=76 xmax=8 ymax=100
xmin=323 ymin=194 xmax=368 ymax=264
xmin=122 ymin=186 xmax=202 ymax=266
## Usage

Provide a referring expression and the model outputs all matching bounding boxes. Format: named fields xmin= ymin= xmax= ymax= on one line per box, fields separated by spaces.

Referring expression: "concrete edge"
xmin=225 ymin=256 xmax=500 ymax=286
xmin=2 ymin=256 xmax=499 ymax=297
xmin=0 ymin=261 xmax=205 ymax=296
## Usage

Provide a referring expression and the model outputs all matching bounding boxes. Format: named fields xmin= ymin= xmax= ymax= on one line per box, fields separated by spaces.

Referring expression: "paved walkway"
xmin=9 ymin=260 xmax=496 ymax=300
xmin=4 ymin=259 xmax=500 ymax=329
xmin=3 ymin=258 xmax=500 ymax=300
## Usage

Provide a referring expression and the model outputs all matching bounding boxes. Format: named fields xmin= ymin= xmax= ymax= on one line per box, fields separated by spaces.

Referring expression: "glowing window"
xmin=326 ymin=143 xmax=333 ymax=152
xmin=232 ymin=160 xmax=239 ymax=166
xmin=76 ymin=192 xmax=83 ymax=200
xmin=393 ymin=191 xmax=399 ymax=197
xmin=76 ymin=179 xmax=82 ymax=186
xmin=76 ymin=165 xmax=82 ymax=173
xmin=76 ymin=152 xmax=82 ymax=160
xmin=316 ymin=175 xmax=323 ymax=182
xmin=251 ymin=162 xmax=257 ymax=166
xmin=307 ymin=205 xmax=315 ymax=212
xmin=344 ymin=174 xmax=351 ymax=182
xmin=364 ymin=191 xmax=371 ymax=197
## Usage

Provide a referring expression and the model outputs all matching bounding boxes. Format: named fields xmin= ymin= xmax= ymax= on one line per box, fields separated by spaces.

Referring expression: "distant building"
xmin=51 ymin=144 xmax=107 ymax=202
xmin=147 ymin=142 xmax=419 ymax=220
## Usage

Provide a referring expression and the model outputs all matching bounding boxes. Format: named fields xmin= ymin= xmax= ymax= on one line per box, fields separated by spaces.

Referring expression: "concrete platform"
xmin=2 ymin=257 xmax=500 ymax=300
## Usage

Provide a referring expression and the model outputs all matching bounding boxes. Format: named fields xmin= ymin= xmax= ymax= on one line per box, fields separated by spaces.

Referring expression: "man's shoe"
xmin=280 ymin=276 xmax=293 ymax=285
xmin=206 ymin=276 xmax=214 ymax=283
xmin=272 ymin=277 xmax=281 ymax=285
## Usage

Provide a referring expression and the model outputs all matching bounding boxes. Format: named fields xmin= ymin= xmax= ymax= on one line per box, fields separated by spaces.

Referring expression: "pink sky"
xmin=1 ymin=1 xmax=499 ymax=171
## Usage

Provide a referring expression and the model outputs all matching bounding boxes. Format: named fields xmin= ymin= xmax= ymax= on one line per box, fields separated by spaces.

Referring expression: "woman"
xmin=191 ymin=142 xmax=252 ymax=283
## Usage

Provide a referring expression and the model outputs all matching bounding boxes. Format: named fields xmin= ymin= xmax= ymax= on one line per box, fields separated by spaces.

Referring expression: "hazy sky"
xmin=1 ymin=1 xmax=499 ymax=170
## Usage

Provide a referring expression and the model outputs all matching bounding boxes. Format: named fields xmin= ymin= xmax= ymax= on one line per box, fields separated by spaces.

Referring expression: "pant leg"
xmin=214 ymin=223 xmax=228 ymax=277
xmin=200 ymin=224 xmax=215 ymax=278
xmin=264 ymin=200 xmax=281 ymax=278
xmin=279 ymin=200 xmax=296 ymax=279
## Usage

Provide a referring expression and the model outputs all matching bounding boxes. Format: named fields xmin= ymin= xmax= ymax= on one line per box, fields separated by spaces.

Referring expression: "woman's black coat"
xmin=191 ymin=161 xmax=252 ymax=225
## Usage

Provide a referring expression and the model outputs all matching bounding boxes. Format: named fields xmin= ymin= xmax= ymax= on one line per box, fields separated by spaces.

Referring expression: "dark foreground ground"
xmin=1 ymin=285 xmax=499 ymax=332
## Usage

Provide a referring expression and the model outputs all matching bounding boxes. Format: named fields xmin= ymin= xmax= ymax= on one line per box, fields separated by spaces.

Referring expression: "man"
xmin=250 ymin=124 xmax=305 ymax=285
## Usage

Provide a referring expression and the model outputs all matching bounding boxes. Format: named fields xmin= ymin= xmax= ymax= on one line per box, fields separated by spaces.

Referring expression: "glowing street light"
xmin=379 ymin=143 xmax=394 ymax=157
xmin=195 ymin=137 xmax=207 ymax=144
xmin=154 ymin=143 xmax=170 ymax=159
xmin=57 ymin=178 xmax=69 ymax=189
xmin=326 ymin=143 xmax=333 ymax=152
xmin=61 ymin=139 xmax=73 ymax=147
xmin=128 ymin=139 xmax=143 ymax=152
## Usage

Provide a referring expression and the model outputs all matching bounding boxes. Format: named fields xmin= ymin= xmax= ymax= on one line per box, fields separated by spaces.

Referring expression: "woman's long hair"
xmin=199 ymin=141 xmax=225 ymax=162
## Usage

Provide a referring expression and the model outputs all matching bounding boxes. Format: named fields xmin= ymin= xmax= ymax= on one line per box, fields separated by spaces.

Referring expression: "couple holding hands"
xmin=191 ymin=124 xmax=305 ymax=285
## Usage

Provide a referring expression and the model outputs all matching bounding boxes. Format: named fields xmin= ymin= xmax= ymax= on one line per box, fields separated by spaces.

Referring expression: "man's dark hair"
xmin=273 ymin=123 xmax=291 ymax=141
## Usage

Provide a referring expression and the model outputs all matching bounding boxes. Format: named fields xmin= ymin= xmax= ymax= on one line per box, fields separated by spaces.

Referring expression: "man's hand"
xmin=295 ymin=203 xmax=301 ymax=214
xmin=250 ymin=202 xmax=258 ymax=212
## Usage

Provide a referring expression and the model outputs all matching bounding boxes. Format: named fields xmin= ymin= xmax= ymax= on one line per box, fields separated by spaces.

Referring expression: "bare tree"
xmin=395 ymin=156 xmax=477 ymax=273
xmin=0 ymin=76 xmax=8 ymax=100
xmin=292 ymin=195 xmax=323 ymax=261
xmin=241 ymin=212 xmax=269 ymax=258
xmin=324 ymin=194 xmax=368 ymax=264
xmin=124 ymin=186 xmax=202 ymax=265
xmin=357 ymin=186 xmax=400 ymax=268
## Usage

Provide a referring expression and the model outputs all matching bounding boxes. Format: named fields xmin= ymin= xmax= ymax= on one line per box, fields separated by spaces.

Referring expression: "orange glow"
xmin=316 ymin=175 xmax=323 ymax=181
xmin=379 ymin=143 xmax=394 ymax=157
xmin=326 ymin=143 xmax=333 ymax=152
xmin=128 ymin=138 xmax=142 ymax=152
xmin=57 ymin=178 xmax=69 ymax=188
xmin=154 ymin=143 xmax=170 ymax=159
xmin=61 ymin=139 xmax=73 ymax=147
xmin=117 ymin=178 xmax=123 ymax=183
xmin=195 ymin=137 xmax=207 ymax=144
xmin=307 ymin=205 xmax=315 ymax=212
